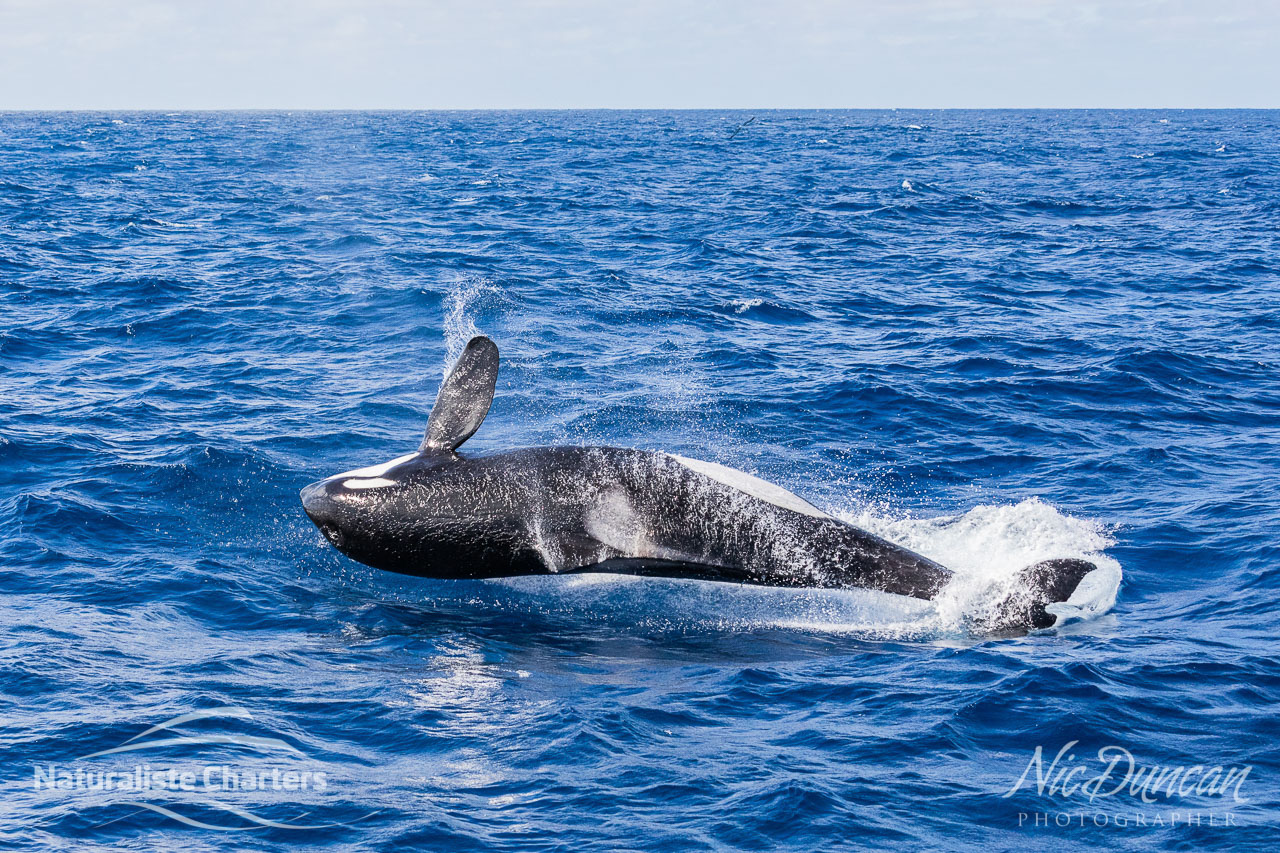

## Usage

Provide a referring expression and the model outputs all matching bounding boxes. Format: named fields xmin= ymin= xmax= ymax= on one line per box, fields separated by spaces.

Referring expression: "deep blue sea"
xmin=1 ymin=110 xmax=1277 ymax=850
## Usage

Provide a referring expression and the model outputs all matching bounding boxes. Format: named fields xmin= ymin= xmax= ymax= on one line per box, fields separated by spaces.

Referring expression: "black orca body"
xmin=302 ymin=336 xmax=1099 ymax=632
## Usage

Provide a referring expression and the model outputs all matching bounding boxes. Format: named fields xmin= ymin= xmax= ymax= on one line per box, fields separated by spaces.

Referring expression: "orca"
xmin=301 ymin=336 xmax=1101 ymax=632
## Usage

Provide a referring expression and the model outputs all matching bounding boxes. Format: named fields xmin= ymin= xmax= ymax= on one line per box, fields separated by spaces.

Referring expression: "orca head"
xmin=300 ymin=450 xmax=439 ymax=556
xmin=300 ymin=335 xmax=500 ymax=564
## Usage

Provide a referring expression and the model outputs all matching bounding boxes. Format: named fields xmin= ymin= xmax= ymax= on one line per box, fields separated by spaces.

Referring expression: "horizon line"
xmin=2 ymin=106 xmax=1277 ymax=113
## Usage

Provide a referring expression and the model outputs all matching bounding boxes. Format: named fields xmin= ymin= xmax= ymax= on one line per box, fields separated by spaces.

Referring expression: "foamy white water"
xmin=494 ymin=499 xmax=1120 ymax=640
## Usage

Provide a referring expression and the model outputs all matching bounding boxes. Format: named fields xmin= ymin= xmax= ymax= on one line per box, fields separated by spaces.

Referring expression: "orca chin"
xmin=301 ymin=335 xmax=1105 ymax=635
xmin=300 ymin=481 xmax=343 ymax=548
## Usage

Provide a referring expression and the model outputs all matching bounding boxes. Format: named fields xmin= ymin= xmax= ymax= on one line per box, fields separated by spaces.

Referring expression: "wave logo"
xmin=32 ymin=706 xmax=374 ymax=832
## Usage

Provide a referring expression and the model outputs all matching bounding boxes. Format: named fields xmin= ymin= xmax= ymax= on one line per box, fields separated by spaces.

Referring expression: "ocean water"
xmin=1 ymin=110 xmax=1276 ymax=850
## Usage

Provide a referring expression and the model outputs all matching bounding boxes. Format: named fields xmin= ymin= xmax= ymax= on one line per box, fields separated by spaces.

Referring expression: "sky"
xmin=0 ymin=0 xmax=1276 ymax=109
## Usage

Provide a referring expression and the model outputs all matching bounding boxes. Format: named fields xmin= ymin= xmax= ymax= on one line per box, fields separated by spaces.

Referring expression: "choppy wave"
xmin=2 ymin=110 xmax=1278 ymax=851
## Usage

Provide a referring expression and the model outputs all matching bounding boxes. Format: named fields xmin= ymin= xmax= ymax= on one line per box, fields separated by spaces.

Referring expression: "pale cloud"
xmin=0 ymin=0 xmax=1274 ymax=108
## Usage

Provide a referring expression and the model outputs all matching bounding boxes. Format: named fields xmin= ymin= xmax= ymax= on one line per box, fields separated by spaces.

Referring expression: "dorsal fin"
xmin=420 ymin=335 xmax=499 ymax=454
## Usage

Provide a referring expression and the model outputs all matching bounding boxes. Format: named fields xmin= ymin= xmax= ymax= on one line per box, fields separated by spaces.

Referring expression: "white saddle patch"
xmin=667 ymin=454 xmax=830 ymax=519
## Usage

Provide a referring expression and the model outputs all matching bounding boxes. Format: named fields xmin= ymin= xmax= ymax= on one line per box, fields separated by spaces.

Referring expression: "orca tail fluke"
xmin=984 ymin=558 xmax=1099 ymax=633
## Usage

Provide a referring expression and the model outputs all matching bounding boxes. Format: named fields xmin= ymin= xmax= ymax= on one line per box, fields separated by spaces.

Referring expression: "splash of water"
xmin=442 ymin=276 xmax=498 ymax=371
xmin=493 ymin=498 xmax=1120 ymax=640
xmin=840 ymin=497 xmax=1121 ymax=633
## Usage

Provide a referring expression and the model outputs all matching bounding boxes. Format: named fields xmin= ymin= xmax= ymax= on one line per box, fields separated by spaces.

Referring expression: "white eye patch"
xmin=342 ymin=477 xmax=397 ymax=489
xmin=334 ymin=452 xmax=418 ymax=480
